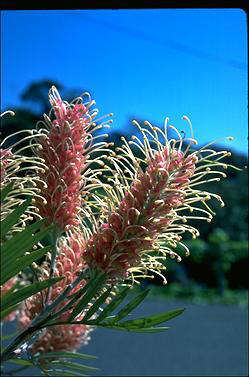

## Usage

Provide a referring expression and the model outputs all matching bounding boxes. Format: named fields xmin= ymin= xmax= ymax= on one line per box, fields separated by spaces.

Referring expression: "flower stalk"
xmin=1 ymin=268 xmax=93 ymax=363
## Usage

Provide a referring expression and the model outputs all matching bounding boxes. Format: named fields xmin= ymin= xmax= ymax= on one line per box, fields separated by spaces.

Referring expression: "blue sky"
xmin=1 ymin=9 xmax=248 ymax=155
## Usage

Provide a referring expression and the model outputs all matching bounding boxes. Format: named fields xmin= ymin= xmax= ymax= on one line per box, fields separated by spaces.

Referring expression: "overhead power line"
xmin=65 ymin=10 xmax=247 ymax=71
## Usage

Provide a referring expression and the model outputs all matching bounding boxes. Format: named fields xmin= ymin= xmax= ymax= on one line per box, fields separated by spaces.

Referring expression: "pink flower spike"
xmin=84 ymin=118 xmax=233 ymax=283
xmin=17 ymin=232 xmax=93 ymax=358
xmin=33 ymin=86 xmax=112 ymax=232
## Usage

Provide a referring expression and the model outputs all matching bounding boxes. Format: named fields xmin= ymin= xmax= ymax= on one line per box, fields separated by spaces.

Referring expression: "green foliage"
xmin=0 ymin=182 xmax=14 ymax=203
xmin=90 ymin=285 xmax=132 ymax=324
xmin=33 ymin=351 xmax=99 ymax=377
xmin=198 ymin=165 xmax=248 ymax=241
xmin=1 ymin=197 xmax=32 ymax=237
xmin=1 ymin=189 xmax=63 ymax=367
xmin=183 ymin=229 xmax=248 ymax=290
xmin=67 ymin=272 xmax=107 ymax=322
xmin=1 ymin=184 xmax=55 ymax=285
xmin=142 ymin=282 xmax=248 ymax=307
xmin=0 ymin=304 xmax=19 ymax=322
xmin=107 ymin=288 xmax=150 ymax=323
xmin=82 ymin=286 xmax=113 ymax=322
xmin=1 ymin=277 xmax=64 ymax=313
xmin=98 ymin=307 xmax=184 ymax=333
xmin=45 ymin=284 xmax=184 ymax=335
xmin=145 ymin=226 xmax=248 ymax=307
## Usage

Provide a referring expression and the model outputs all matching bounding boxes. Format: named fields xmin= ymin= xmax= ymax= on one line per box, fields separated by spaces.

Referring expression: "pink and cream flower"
xmin=18 ymin=232 xmax=93 ymax=355
xmin=84 ymin=117 xmax=233 ymax=283
xmin=33 ymin=86 xmax=112 ymax=232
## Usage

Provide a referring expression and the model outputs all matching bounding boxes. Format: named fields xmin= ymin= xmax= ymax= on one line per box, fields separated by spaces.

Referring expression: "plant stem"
xmin=0 ymin=318 xmax=48 ymax=363
xmin=45 ymin=228 xmax=61 ymax=305
xmin=0 ymin=269 xmax=89 ymax=363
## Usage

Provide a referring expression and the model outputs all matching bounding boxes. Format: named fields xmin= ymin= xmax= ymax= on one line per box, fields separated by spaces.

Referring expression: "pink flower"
xmin=18 ymin=232 xmax=87 ymax=324
xmin=0 ymin=148 xmax=13 ymax=184
xmin=18 ymin=232 xmax=92 ymax=356
xmin=34 ymin=86 xmax=108 ymax=231
xmin=30 ymin=322 xmax=93 ymax=358
xmin=1 ymin=110 xmax=48 ymax=227
xmin=0 ymin=277 xmax=18 ymax=322
xmin=85 ymin=147 xmax=198 ymax=279
xmin=84 ymin=118 xmax=230 ymax=282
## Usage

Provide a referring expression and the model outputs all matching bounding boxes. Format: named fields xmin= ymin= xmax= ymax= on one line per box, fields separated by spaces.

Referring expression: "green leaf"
xmin=36 ymin=351 xmax=100 ymax=377
xmin=1 ymin=220 xmax=54 ymax=263
xmin=1 ymin=333 xmax=17 ymax=341
xmin=67 ymin=272 xmax=106 ymax=322
xmin=0 ymin=197 xmax=32 ymax=238
xmin=82 ymin=286 xmax=113 ymax=322
xmin=50 ymin=360 xmax=100 ymax=372
xmin=43 ymin=369 xmax=88 ymax=376
xmin=110 ymin=288 xmax=150 ymax=323
xmin=0 ymin=280 xmax=21 ymax=298
xmin=7 ymin=358 xmax=33 ymax=366
xmin=1 ymin=277 xmax=64 ymax=312
xmin=33 ymin=352 xmax=97 ymax=361
xmin=0 ymin=182 xmax=14 ymax=203
xmin=50 ymin=285 xmax=89 ymax=323
xmin=0 ymin=304 xmax=18 ymax=321
xmin=99 ymin=324 xmax=170 ymax=333
xmin=105 ymin=308 xmax=185 ymax=330
xmin=89 ymin=285 xmax=131 ymax=325
xmin=1 ymin=245 xmax=52 ymax=285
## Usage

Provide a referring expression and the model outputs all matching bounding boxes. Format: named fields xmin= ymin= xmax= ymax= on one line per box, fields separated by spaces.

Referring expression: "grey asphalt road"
xmin=2 ymin=299 xmax=248 ymax=376
xmin=84 ymin=299 xmax=248 ymax=376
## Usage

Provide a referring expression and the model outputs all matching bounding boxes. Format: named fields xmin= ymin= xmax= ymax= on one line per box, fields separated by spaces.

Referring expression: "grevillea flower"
xmin=0 ymin=148 xmax=13 ymax=182
xmin=0 ymin=277 xmax=18 ymax=322
xmin=30 ymin=321 xmax=93 ymax=357
xmin=18 ymin=232 xmax=93 ymax=356
xmin=1 ymin=111 xmax=48 ymax=323
xmin=1 ymin=111 xmax=47 ymax=228
xmin=84 ymin=117 xmax=233 ymax=283
xmin=32 ymin=87 xmax=112 ymax=232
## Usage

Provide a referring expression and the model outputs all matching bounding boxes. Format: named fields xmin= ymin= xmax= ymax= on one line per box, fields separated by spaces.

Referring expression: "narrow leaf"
xmin=50 ymin=361 xmax=100 ymax=372
xmin=68 ymin=272 xmax=106 ymax=322
xmin=1 ymin=333 xmax=17 ymax=340
xmin=0 ymin=197 xmax=32 ymax=238
xmin=1 ymin=221 xmax=54 ymax=262
xmin=1 ymin=277 xmax=64 ymax=312
xmin=0 ymin=280 xmax=20 ymax=297
xmin=33 ymin=352 xmax=97 ymax=361
xmin=83 ymin=286 xmax=113 ymax=322
xmin=50 ymin=285 xmax=89 ymax=322
xmin=0 ymin=182 xmax=14 ymax=203
xmin=99 ymin=324 xmax=170 ymax=333
xmin=0 ymin=304 xmax=18 ymax=321
xmin=7 ymin=358 xmax=33 ymax=366
xmin=110 ymin=289 xmax=150 ymax=323
xmin=1 ymin=245 xmax=52 ymax=285
xmin=44 ymin=369 xmax=88 ymax=376
xmin=111 ymin=308 xmax=185 ymax=329
xmin=92 ymin=285 xmax=131 ymax=325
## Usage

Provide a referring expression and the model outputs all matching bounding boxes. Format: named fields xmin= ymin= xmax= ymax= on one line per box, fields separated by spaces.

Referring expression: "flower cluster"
xmin=18 ymin=232 xmax=93 ymax=355
xmin=84 ymin=118 xmax=231 ymax=283
xmin=0 ymin=111 xmax=47 ymax=227
xmin=32 ymin=86 xmax=112 ymax=232
xmin=12 ymin=88 xmax=112 ymax=357
xmin=1 ymin=87 xmax=234 ymax=362
xmin=0 ymin=111 xmax=47 ymax=323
